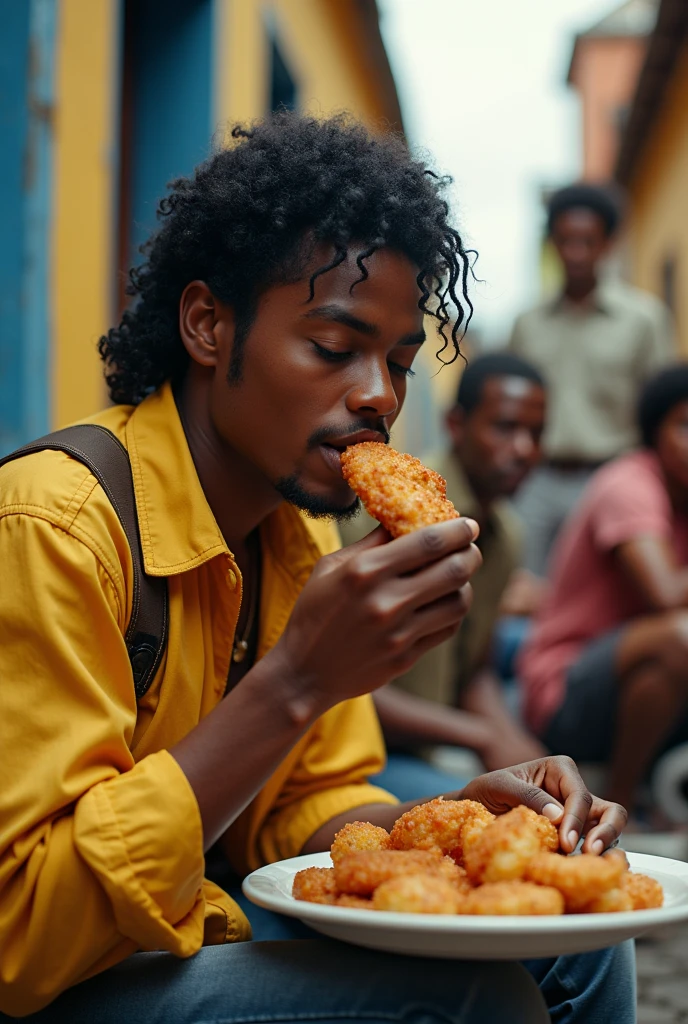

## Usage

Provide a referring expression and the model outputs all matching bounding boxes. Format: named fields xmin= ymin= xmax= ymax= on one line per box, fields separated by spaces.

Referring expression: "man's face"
xmin=656 ymin=400 xmax=688 ymax=493
xmin=550 ymin=208 xmax=609 ymax=287
xmin=205 ymin=247 xmax=425 ymax=518
xmin=448 ymin=376 xmax=546 ymax=501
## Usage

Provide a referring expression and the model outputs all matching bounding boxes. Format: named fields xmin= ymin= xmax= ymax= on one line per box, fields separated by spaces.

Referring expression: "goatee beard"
xmin=274 ymin=475 xmax=361 ymax=522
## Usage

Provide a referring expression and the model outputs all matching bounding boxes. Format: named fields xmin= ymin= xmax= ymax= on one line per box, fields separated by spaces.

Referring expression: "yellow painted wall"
xmin=51 ymin=0 xmax=119 ymax=427
xmin=215 ymin=0 xmax=394 ymax=131
xmin=626 ymin=42 xmax=688 ymax=353
xmin=52 ymin=0 xmax=401 ymax=429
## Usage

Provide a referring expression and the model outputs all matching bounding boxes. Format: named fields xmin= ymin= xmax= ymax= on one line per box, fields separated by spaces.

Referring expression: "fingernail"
xmin=542 ymin=803 xmax=563 ymax=822
xmin=591 ymin=839 xmax=604 ymax=855
xmin=464 ymin=518 xmax=479 ymax=540
xmin=567 ymin=830 xmax=579 ymax=849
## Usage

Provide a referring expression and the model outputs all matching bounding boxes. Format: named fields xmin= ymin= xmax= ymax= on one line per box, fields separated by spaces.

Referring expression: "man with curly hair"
xmin=0 ymin=114 xmax=631 ymax=1023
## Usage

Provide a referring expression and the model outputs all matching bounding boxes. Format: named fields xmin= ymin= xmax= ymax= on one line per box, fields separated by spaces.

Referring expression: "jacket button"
xmin=227 ymin=568 xmax=237 ymax=589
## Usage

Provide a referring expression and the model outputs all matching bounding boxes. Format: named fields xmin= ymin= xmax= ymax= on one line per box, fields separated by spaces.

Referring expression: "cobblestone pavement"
xmin=637 ymin=925 xmax=688 ymax=1023
xmin=619 ymin=832 xmax=688 ymax=1022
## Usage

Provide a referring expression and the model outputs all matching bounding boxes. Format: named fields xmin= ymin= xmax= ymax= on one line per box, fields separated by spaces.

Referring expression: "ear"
xmin=445 ymin=405 xmax=466 ymax=448
xmin=179 ymin=280 xmax=231 ymax=368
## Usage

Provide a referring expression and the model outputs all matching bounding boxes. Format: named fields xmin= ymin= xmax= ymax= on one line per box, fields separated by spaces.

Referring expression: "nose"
xmin=513 ymin=429 xmax=537 ymax=462
xmin=346 ymin=357 xmax=398 ymax=421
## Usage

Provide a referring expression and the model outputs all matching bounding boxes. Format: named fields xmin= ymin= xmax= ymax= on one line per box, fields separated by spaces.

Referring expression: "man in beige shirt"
xmin=509 ymin=183 xmax=674 ymax=576
xmin=340 ymin=354 xmax=548 ymax=799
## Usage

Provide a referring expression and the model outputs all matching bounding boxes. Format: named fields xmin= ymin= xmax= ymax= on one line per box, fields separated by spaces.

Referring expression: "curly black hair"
xmin=547 ymin=183 xmax=622 ymax=239
xmin=99 ymin=112 xmax=476 ymax=405
xmin=638 ymin=363 xmax=688 ymax=448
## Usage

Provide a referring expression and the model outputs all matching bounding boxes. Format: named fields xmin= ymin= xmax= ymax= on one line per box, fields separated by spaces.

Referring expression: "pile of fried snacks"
xmin=292 ymin=798 xmax=664 ymax=915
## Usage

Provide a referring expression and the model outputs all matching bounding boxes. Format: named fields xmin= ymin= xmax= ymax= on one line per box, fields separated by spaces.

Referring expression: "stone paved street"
xmin=637 ymin=926 xmax=688 ymax=1023
xmin=619 ymin=832 xmax=688 ymax=1022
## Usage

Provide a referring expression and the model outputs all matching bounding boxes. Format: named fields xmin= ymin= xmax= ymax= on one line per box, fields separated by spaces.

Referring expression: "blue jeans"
xmin=230 ymin=889 xmax=637 ymax=1024
xmin=4 ymin=900 xmax=636 ymax=1024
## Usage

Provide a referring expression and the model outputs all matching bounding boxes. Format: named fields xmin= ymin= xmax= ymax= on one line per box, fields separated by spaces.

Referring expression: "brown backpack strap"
xmin=0 ymin=424 xmax=168 ymax=699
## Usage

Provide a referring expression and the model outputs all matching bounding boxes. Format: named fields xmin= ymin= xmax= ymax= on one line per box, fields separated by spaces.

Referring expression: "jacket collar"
xmin=547 ymin=282 xmax=613 ymax=316
xmin=125 ymin=382 xmax=324 ymax=580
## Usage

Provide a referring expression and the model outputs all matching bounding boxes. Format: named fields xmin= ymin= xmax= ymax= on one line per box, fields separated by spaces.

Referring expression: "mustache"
xmin=307 ymin=419 xmax=390 ymax=450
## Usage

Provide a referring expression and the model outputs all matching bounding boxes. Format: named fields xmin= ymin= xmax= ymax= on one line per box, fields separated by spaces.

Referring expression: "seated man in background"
xmin=509 ymin=183 xmax=674 ymax=577
xmin=520 ymin=364 xmax=688 ymax=818
xmin=341 ymin=353 xmax=548 ymax=799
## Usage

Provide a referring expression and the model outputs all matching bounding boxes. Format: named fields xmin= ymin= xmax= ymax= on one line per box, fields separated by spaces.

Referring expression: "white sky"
xmin=377 ymin=0 xmax=624 ymax=346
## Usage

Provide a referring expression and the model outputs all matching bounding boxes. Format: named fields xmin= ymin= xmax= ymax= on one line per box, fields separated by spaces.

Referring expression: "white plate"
xmin=243 ymin=850 xmax=688 ymax=959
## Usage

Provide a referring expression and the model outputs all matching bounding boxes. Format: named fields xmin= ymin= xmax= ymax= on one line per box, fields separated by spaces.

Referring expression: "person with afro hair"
xmin=0 ymin=114 xmax=631 ymax=1023
xmin=520 ymin=363 xmax=688 ymax=820
xmin=509 ymin=182 xmax=674 ymax=579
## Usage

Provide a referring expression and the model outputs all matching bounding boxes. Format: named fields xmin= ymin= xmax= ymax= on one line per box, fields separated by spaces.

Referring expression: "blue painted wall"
xmin=0 ymin=1 xmax=30 ymax=454
xmin=126 ymin=0 xmax=213 ymax=263
xmin=0 ymin=0 xmax=55 ymax=455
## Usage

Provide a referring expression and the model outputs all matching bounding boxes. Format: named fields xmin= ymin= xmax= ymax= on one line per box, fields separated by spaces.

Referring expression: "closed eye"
xmin=389 ymin=361 xmax=416 ymax=379
xmin=311 ymin=341 xmax=352 ymax=363
xmin=311 ymin=341 xmax=416 ymax=378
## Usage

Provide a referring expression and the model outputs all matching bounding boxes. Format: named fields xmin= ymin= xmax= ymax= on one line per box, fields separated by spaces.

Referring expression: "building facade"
xmin=615 ymin=0 xmax=688 ymax=351
xmin=0 ymin=0 xmax=403 ymax=454
xmin=566 ymin=0 xmax=656 ymax=183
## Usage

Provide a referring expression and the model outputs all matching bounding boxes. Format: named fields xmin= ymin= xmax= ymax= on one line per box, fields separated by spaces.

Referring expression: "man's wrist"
xmin=249 ymin=649 xmax=328 ymax=728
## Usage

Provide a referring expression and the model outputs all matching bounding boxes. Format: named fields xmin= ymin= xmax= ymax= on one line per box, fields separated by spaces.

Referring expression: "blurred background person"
xmin=519 ymin=364 xmax=688 ymax=820
xmin=341 ymin=354 xmax=548 ymax=801
xmin=508 ymin=183 xmax=674 ymax=578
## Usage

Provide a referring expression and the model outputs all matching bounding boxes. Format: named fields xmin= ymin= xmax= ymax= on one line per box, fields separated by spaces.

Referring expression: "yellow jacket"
xmin=0 ymin=382 xmax=396 ymax=1016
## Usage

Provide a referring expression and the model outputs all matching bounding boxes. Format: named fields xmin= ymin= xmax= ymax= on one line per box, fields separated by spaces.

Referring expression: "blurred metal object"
xmin=652 ymin=743 xmax=688 ymax=825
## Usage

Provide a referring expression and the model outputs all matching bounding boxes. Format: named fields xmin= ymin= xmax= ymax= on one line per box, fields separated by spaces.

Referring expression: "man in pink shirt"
xmin=520 ymin=364 xmax=688 ymax=813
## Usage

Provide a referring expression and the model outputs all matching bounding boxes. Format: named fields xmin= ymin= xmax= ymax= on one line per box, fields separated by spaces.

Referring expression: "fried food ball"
xmin=604 ymin=847 xmax=630 ymax=872
xmin=373 ymin=874 xmax=465 ymax=914
xmin=341 ymin=443 xmax=460 ymax=537
xmin=292 ymin=867 xmax=339 ymax=904
xmin=390 ymin=797 xmax=495 ymax=859
xmin=519 ymin=806 xmax=560 ymax=852
xmin=580 ymin=888 xmax=634 ymax=914
xmin=334 ymin=849 xmax=462 ymax=896
xmin=448 ymin=862 xmax=474 ymax=896
xmin=621 ymin=872 xmax=664 ymax=910
xmin=526 ymin=852 xmax=627 ymax=913
xmin=335 ymin=894 xmax=374 ymax=910
xmin=330 ymin=821 xmax=391 ymax=865
xmin=462 ymin=881 xmax=565 ymax=917
xmin=463 ymin=806 xmax=542 ymax=885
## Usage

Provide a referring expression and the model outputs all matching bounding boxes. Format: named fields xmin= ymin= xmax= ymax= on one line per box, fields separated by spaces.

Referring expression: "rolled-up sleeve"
xmin=0 ymin=512 xmax=206 ymax=1016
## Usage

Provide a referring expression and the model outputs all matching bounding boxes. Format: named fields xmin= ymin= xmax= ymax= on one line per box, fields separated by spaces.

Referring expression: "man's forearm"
xmin=373 ymin=684 xmax=492 ymax=751
xmin=170 ymin=656 xmax=323 ymax=850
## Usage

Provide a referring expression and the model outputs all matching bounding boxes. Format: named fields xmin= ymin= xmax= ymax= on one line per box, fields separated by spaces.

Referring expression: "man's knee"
xmin=655 ymin=609 xmax=688 ymax=685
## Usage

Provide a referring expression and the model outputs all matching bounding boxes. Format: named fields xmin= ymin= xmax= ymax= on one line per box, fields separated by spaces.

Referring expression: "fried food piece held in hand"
xmin=462 ymin=881 xmax=564 ymax=917
xmin=373 ymin=874 xmax=464 ymax=914
xmin=341 ymin=443 xmax=460 ymax=538
xmin=527 ymin=852 xmax=627 ymax=913
xmin=292 ymin=867 xmax=339 ymax=905
xmin=334 ymin=849 xmax=462 ymax=896
xmin=331 ymin=821 xmax=391 ymax=865
xmin=621 ymin=872 xmax=664 ymax=910
xmin=390 ymin=797 xmax=495 ymax=859
xmin=463 ymin=806 xmax=542 ymax=885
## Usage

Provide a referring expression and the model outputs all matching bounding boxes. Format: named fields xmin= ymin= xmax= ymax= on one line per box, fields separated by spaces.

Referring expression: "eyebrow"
xmin=302 ymin=304 xmax=426 ymax=347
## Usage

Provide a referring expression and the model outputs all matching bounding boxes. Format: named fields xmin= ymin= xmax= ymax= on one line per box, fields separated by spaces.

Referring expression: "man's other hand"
xmin=459 ymin=755 xmax=628 ymax=855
